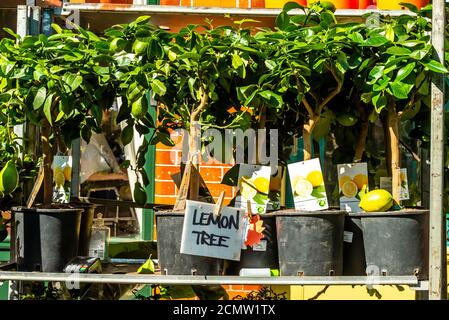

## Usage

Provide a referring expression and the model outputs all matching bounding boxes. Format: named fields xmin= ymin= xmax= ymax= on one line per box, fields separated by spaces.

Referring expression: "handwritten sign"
xmin=180 ymin=200 xmax=246 ymax=261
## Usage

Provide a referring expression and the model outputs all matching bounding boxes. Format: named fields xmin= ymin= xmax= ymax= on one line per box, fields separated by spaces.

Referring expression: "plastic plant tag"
xmin=51 ymin=155 xmax=72 ymax=203
xmin=380 ymin=168 xmax=410 ymax=200
xmin=337 ymin=163 xmax=368 ymax=213
xmin=235 ymin=164 xmax=271 ymax=214
xmin=288 ymin=158 xmax=329 ymax=211
xmin=180 ymin=200 xmax=246 ymax=261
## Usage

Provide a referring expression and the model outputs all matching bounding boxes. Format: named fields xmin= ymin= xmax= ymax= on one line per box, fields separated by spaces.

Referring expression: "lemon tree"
xmin=1 ymin=24 xmax=120 ymax=205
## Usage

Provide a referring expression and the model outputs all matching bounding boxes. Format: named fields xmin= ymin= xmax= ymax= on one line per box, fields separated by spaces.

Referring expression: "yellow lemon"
xmin=240 ymin=182 xmax=257 ymax=200
xmin=359 ymin=189 xmax=393 ymax=212
xmin=295 ymin=179 xmax=313 ymax=197
xmin=400 ymin=172 xmax=407 ymax=183
xmin=54 ymin=171 xmax=65 ymax=188
xmin=306 ymin=170 xmax=324 ymax=188
xmin=63 ymin=166 xmax=72 ymax=182
xmin=342 ymin=180 xmax=358 ymax=198
xmin=339 ymin=175 xmax=352 ymax=188
xmin=253 ymin=177 xmax=270 ymax=194
xmin=353 ymin=174 xmax=368 ymax=190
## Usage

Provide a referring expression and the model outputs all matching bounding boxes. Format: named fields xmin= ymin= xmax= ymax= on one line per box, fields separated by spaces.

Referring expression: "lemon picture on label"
xmin=353 ymin=174 xmax=368 ymax=190
xmin=253 ymin=176 xmax=270 ymax=194
xmin=54 ymin=171 xmax=65 ymax=188
xmin=306 ymin=170 xmax=324 ymax=188
xmin=63 ymin=166 xmax=72 ymax=182
xmin=295 ymin=179 xmax=313 ymax=197
xmin=339 ymin=175 xmax=351 ymax=188
xmin=342 ymin=180 xmax=358 ymax=198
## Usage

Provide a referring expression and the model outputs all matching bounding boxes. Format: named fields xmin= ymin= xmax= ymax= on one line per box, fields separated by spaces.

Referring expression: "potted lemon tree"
xmin=2 ymin=25 xmax=118 ymax=272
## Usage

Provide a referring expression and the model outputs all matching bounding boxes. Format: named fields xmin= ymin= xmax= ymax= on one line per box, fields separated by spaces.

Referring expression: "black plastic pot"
xmin=275 ymin=210 xmax=345 ymax=276
xmin=13 ymin=207 xmax=82 ymax=272
xmin=343 ymin=214 xmax=366 ymax=276
xmin=225 ymin=214 xmax=279 ymax=275
xmin=360 ymin=210 xmax=429 ymax=279
xmin=156 ymin=212 xmax=223 ymax=275
xmin=70 ymin=202 xmax=96 ymax=256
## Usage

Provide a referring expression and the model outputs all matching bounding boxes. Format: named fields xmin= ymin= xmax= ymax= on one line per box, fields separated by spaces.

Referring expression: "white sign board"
xmin=180 ymin=200 xmax=246 ymax=261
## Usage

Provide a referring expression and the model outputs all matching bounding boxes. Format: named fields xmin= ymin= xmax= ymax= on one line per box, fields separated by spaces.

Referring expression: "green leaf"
xmin=33 ymin=87 xmax=47 ymax=110
xmin=151 ymin=79 xmax=166 ymax=96
xmin=51 ymin=23 xmax=63 ymax=34
xmin=43 ymin=93 xmax=55 ymax=125
xmin=395 ymin=62 xmax=415 ymax=82
xmin=62 ymin=73 xmax=83 ymax=92
xmin=264 ymin=60 xmax=277 ymax=70
xmin=372 ymin=93 xmax=387 ymax=113
xmin=253 ymin=193 xmax=268 ymax=205
xmin=276 ymin=11 xmax=290 ymax=30
xmin=121 ymin=123 xmax=134 ymax=146
xmin=232 ymin=53 xmax=243 ymax=69
xmin=390 ymin=81 xmax=413 ymax=99
xmin=386 ymin=47 xmax=411 ymax=56
xmin=421 ymin=60 xmax=448 ymax=74
xmin=361 ymin=36 xmax=389 ymax=47
xmin=283 ymin=1 xmax=304 ymax=12
xmin=311 ymin=185 xmax=326 ymax=198
xmin=137 ymin=257 xmax=155 ymax=274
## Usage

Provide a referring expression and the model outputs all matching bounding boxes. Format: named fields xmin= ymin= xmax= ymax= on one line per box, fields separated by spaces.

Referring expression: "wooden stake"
xmin=26 ymin=165 xmax=44 ymax=209
xmin=213 ymin=191 xmax=225 ymax=216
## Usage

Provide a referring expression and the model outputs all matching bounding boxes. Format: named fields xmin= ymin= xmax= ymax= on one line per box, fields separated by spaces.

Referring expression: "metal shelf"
xmin=0 ymin=271 xmax=423 ymax=287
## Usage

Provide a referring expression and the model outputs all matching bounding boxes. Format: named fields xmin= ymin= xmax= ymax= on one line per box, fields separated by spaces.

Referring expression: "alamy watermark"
xmin=169 ymin=122 xmax=279 ymax=172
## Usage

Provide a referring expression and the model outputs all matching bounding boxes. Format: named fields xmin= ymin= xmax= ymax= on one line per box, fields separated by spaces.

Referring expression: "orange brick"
xmin=200 ymin=167 xmax=223 ymax=183
xmin=155 ymin=195 xmax=177 ymax=205
xmin=155 ymin=165 xmax=180 ymax=181
xmin=156 ymin=150 xmax=178 ymax=165
xmin=206 ymin=183 xmax=234 ymax=198
xmin=155 ymin=181 xmax=176 ymax=196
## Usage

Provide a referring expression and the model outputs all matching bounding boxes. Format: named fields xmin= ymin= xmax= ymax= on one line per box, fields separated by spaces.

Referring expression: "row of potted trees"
xmin=0 ymin=2 xmax=446 ymax=276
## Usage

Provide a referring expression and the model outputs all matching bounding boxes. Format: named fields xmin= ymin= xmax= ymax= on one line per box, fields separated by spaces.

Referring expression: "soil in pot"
xmin=225 ymin=214 xmax=279 ymax=275
xmin=13 ymin=206 xmax=82 ymax=272
xmin=275 ymin=209 xmax=345 ymax=276
xmin=156 ymin=211 xmax=223 ymax=275
xmin=360 ymin=209 xmax=429 ymax=279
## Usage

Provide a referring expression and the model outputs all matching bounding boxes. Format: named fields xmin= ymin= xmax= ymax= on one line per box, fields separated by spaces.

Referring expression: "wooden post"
xmin=429 ymin=0 xmax=447 ymax=300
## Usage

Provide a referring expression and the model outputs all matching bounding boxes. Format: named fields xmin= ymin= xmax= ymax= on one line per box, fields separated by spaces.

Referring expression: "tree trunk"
xmin=387 ymin=104 xmax=401 ymax=204
xmin=381 ymin=113 xmax=392 ymax=176
xmin=42 ymin=120 xmax=53 ymax=206
xmin=354 ymin=120 xmax=369 ymax=162
xmin=303 ymin=116 xmax=317 ymax=161
xmin=188 ymin=117 xmax=201 ymax=201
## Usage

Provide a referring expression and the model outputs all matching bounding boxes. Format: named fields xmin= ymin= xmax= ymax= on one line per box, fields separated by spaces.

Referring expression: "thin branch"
xmin=400 ymin=139 xmax=421 ymax=162
xmin=317 ymin=66 xmax=343 ymax=115
xmin=190 ymin=86 xmax=209 ymax=121
xmin=302 ymin=96 xmax=315 ymax=118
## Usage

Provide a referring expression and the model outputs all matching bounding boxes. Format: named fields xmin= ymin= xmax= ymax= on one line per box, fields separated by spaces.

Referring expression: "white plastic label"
xmin=344 ymin=231 xmax=354 ymax=243
xmin=252 ymin=240 xmax=267 ymax=252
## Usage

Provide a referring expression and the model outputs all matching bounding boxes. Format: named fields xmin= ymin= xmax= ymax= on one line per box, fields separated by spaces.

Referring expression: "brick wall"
xmin=154 ymin=135 xmax=237 ymax=206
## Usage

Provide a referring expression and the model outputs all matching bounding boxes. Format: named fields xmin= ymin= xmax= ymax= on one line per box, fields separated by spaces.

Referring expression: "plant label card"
xmin=288 ymin=158 xmax=329 ymax=211
xmin=337 ymin=163 xmax=368 ymax=213
xmin=235 ymin=164 xmax=271 ymax=214
xmin=380 ymin=168 xmax=410 ymax=200
xmin=180 ymin=200 xmax=246 ymax=261
xmin=52 ymin=155 xmax=72 ymax=203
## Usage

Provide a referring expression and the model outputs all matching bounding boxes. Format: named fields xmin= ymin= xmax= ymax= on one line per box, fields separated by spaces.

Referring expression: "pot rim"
xmin=12 ymin=206 xmax=83 ymax=214
xmin=273 ymin=209 xmax=347 ymax=217
xmin=347 ymin=209 xmax=429 ymax=218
